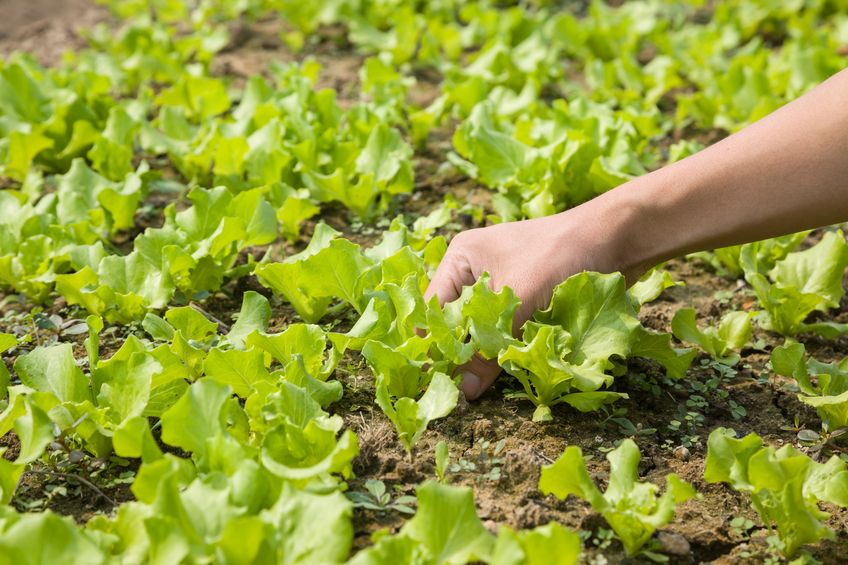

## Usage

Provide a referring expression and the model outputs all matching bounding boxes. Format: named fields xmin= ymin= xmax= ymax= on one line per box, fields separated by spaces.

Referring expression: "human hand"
xmin=424 ymin=201 xmax=645 ymax=400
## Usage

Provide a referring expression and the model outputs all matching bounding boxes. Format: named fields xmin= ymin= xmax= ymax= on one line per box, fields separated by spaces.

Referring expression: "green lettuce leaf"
xmin=540 ymin=439 xmax=696 ymax=556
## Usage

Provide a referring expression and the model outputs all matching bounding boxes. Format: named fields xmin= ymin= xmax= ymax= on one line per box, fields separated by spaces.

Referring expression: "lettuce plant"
xmin=742 ymin=231 xmax=848 ymax=338
xmin=705 ymin=427 xmax=848 ymax=557
xmin=671 ymin=307 xmax=753 ymax=365
xmin=500 ymin=272 xmax=693 ymax=421
xmin=772 ymin=342 xmax=848 ymax=432
xmin=352 ymin=480 xmax=583 ymax=565
xmin=539 ymin=439 xmax=696 ymax=556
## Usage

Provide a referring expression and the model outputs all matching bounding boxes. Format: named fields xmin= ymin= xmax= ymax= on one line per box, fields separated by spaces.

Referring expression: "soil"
xmin=1 ymin=2 xmax=847 ymax=564
xmin=0 ymin=0 xmax=109 ymax=64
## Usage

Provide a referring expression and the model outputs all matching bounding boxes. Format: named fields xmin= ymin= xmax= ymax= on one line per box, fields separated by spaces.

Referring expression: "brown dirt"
xmin=0 ymin=0 xmax=109 ymax=64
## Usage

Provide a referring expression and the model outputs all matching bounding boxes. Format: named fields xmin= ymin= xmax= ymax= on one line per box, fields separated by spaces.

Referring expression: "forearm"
xmin=582 ymin=67 xmax=848 ymax=276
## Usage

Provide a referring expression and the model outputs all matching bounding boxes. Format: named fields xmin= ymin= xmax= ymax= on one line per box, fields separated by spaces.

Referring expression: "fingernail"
xmin=460 ymin=372 xmax=481 ymax=400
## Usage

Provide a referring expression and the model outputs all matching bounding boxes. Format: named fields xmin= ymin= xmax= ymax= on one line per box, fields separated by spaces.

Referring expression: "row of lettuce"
xmin=2 ymin=0 xmax=846 ymax=307
xmin=2 ymin=218 xmax=848 ymax=559
xmin=2 ymin=285 xmax=847 ymax=561
xmin=1 ymin=0 xmax=848 ymax=561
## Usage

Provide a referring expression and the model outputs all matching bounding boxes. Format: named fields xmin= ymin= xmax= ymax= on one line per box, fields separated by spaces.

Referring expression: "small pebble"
xmin=673 ymin=446 xmax=690 ymax=461
xmin=658 ymin=532 xmax=690 ymax=555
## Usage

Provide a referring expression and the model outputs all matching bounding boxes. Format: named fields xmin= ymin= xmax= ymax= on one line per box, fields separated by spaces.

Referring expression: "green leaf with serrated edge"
xmin=743 ymin=232 xmax=848 ymax=337
xmin=630 ymin=327 xmax=695 ymax=379
xmin=536 ymin=272 xmax=639 ymax=368
xmin=84 ymin=315 xmax=103 ymax=371
xmin=672 ymin=307 xmax=751 ymax=365
xmin=398 ymin=481 xmax=494 ymax=565
xmin=772 ymin=343 xmax=848 ymax=429
xmin=364 ymin=338 xmax=430 ymax=399
xmin=459 ymin=274 xmax=520 ymax=359
xmin=160 ymin=379 xmax=231 ymax=462
xmin=12 ymin=396 xmax=53 ymax=464
xmin=94 ymin=345 xmax=159 ymax=426
xmin=705 ymin=428 xmax=848 ymax=556
xmin=255 ymin=223 xmax=377 ymax=322
xmin=0 ymin=510 xmax=107 ymax=565
xmin=561 ymin=391 xmax=628 ymax=412
xmin=704 ymin=428 xmax=763 ymax=490
xmin=0 ymin=333 xmax=15 ymax=397
xmin=4 ymin=128 xmax=52 ymax=181
xmin=261 ymin=483 xmax=354 ymax=564
xmin=142 ymin=313 xmax=175 ymax=341
xmin=112 ymin=415 xmax=163 ymax=462
xmin=164 ymin=306 xmax=218 ymax=341
xmin=541 ymin=440 xmax=695 ymax=556
xmin=771 ymin=342 xmax=813 ymax=390
xmin=373 ymin=361 xmax=458 ymax=452
xmin=246 ymin=323 xmax=335 ymax=379
xmin=227 ymin=291 xmax=271 ymax=349
xmin=769 ymin=230 xmax=848 ymax=310
xmin=348 ymin=535 xmax=425 ymax=565
xmin=539 ymin=446 xmax=605 ymax=508
xmin=13 ymin=343 xmax=90 ymax=403
xmin=274 ymin=356 xmax=343 ymax=408
xmin=628 ymin=268 xmax=679 ymax=309
xmin=491 ymin=522 xmax=581 ymax=565
xmin=0 ymin=454 xmax=23 ymax=505
xmin=231 ymin=188 xmax=278 ymax=246
xmin=260 ymin=382 xmax=358 ymax=482
xmin=203 ymin=348 xmax=272 ymax=398
xmin=499 ymin=323 xmax=579 ymax=419
xmin=425 ymin=295 xmax=475 ymax=368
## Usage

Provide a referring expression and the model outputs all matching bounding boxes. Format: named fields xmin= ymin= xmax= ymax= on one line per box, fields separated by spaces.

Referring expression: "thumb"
xmin=424 ymin=248 xmax=473 ymax=306
xmin=459 ymin=354 xmax=501 ymax=400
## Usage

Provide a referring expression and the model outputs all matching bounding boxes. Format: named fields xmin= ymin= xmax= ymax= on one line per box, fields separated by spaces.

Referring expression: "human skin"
xmin=424 ymin=67 xmax=848 ymax=400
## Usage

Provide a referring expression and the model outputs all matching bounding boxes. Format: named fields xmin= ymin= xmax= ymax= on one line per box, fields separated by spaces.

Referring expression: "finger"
xmin=459 ymin=354 xmax=501 ymax=400
xmin=424 ymin=249 xmax=472 ymax=306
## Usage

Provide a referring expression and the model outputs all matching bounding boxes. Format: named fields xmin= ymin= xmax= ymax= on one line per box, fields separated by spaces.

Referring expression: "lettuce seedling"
xmin=500 ymin=272 xmax=692 ymax=421
xmin=540 ymin=439 xmax=696 ymax=556
xmin=671 ymin=307 xmax=753 ymax=365
xmin=772 ymin=342 xmax=848 ymax=431
xmin=742 ymin=231 xmax=848 ymax=338
xmin=705 ymin=427 xmax=848 ymax=557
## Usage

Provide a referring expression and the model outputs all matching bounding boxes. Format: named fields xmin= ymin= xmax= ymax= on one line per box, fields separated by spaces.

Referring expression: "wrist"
xmin=555 ymin=180 xmax=660 ymax=283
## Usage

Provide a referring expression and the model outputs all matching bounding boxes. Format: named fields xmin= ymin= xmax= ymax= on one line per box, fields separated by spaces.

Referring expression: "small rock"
xmin=483 ymin=520 xmax=498 ymax=533
xmin=471 ymin=418 xmax=493 ymax=439
xmin=658 ymin=532 xmax=690 ymax=555
xmin=673 ymin=446 xmax=690 ymax=461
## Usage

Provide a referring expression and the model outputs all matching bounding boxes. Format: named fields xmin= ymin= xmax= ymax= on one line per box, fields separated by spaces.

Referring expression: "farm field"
xmin=1 ymin=0 xmax=848 ymax=563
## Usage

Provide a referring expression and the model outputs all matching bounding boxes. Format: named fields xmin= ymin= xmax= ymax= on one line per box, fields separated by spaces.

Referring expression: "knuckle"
xmin=449 ymin=228 xmax=480 ymax=251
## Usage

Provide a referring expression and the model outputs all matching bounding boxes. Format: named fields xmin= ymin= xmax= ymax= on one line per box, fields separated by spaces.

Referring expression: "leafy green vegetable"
xmin=375 ymin=369 xmax=458 ymax=453
xmin=255 ymin=223 xmax=377 ymax=323
xmin=491 ymin=522 xmax=581 ymax=565
xmin=540 ymin=439 xmax=696 ymax=556
xmin=742 ymin=231 xmax=848 ymax=337
xmin=500 ymin=272 xmax=691 ymax=421
xmin=772 ymin=342 xmax=848 ymax=432
xmin=705 ymin=427 xmax=848 ymax=557
xmin=671 ymin=308 xmax=752 ymax=365
xmin=13 ymin=344 xmax=90 ymax=403
xmin=351 ymin=481 xmax=495 ymax=565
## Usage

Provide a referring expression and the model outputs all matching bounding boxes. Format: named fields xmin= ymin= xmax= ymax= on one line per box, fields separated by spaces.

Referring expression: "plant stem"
xmin=26 ymin=469 xmax=118 ymax=507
